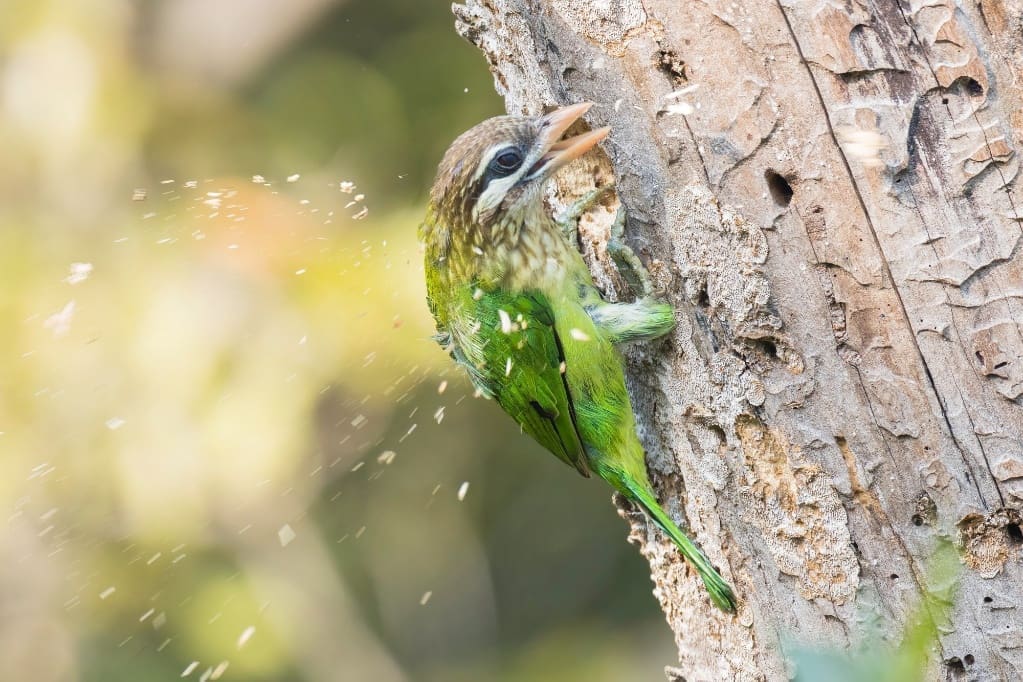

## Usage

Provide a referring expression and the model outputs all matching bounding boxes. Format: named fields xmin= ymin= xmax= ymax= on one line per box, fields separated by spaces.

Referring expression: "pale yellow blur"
xmin=0 ymin=2 xmax=675 ymax=680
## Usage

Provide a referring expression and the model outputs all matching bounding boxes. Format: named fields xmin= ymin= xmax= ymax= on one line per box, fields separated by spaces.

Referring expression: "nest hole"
xmin=696 ymin=286 xmax=710 ymax=308
xmin=754 ymin=337 xmax=779 ymax=360
xmin=765 ymin=170 xmax=793 ymax=207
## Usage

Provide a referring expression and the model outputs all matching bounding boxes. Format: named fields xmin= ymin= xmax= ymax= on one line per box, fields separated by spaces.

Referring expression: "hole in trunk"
xmin=765 ymin=170 xmax=793 ymax=207
xmin=697 ymin=287 xmax=710 ymax=308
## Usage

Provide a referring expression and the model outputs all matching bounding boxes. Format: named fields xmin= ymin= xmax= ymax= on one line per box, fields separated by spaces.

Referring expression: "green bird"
xmin=419 ymin=102 xmax=736 ymax=613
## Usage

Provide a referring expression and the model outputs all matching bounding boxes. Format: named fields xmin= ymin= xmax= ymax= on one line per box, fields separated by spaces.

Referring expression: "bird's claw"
xmin=556 ymin=183 xmax=616 ymax=244
xmin=606 ymin=204 xmax=656 ymax=299
xmin=557 ymin=183 xmax=658 ymax=299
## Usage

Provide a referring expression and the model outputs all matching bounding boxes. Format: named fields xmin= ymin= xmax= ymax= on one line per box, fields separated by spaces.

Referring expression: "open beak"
xmin=526 ymin=102 xmax=610 ymax=180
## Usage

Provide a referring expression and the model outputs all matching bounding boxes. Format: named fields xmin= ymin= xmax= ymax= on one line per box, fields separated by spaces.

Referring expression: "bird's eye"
xmin=488 ymin=147 xmax=523 ymax=177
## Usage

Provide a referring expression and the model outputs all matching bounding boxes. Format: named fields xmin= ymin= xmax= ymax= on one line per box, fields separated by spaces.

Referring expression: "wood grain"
xmin=453 ymin=1 xmax=1023 ymax=678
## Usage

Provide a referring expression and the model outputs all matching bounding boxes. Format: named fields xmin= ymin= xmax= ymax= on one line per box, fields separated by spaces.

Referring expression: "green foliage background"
xmin=0 ymin=1 xmax=676 ymax=680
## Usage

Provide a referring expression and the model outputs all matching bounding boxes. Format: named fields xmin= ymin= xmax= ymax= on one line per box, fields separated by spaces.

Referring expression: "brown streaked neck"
xmin=426 ymin=201 xmax=576 ymax=294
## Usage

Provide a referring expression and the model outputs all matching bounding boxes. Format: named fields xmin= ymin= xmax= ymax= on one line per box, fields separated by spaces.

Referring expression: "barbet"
xmin=419 ymin=103 xmax=736 ymax=612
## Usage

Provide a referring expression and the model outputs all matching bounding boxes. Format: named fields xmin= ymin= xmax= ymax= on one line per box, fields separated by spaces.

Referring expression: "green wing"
xmin=447 ymin=286 xmax=590 ymax=477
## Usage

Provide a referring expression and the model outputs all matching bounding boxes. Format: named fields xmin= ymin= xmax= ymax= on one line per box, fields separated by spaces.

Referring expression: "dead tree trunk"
xmin=452 ymin=1 xmax=1023 ymax=679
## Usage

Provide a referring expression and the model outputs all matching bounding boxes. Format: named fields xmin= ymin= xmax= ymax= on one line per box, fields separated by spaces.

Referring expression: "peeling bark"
xmin=452 ymin=1 xmax=1023 ymax=679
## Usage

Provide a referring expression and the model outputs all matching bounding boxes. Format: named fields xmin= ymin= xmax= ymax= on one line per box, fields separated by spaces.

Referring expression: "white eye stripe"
xmin=470 ymin=141 xmax=539 ymax=223
xmin=472 ymin=143 xmax=513 ymax=184
xmin=472 ymin=175 xmax=519 ymax=222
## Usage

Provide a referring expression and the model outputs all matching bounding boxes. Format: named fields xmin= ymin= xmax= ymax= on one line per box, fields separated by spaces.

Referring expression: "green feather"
xmin=598 ymin=461 xmax=737 ymax=612
xmin=424 ymin=240 xmax=736 ymax=611
xmin=450 ymin=285 xmax=590 ymax=476
xmin=420 ymin=142 xmax=738 ymax=612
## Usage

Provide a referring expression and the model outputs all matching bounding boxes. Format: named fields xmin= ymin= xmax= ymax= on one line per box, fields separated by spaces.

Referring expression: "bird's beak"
xmin=526 ymin=102 xmax=610 ymax=180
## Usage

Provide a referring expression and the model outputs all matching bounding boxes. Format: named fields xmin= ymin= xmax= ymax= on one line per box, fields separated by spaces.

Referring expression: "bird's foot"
xmin=606 ymin=203 xmax=656 ymax=299
xmin=556 ymin=183 xmax=616 ymax=245
xmin=558 ymin=184 xmax=661 ymax=301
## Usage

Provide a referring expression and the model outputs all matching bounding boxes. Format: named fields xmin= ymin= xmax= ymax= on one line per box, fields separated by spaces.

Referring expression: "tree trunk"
xmin=451 ymin=1 xmax=1023 ymax=679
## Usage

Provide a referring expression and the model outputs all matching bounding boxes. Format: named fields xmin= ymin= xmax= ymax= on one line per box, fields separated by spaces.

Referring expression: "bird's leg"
xmin=557 ymin=184 xmax=657 ymax=298
xmin=606 ymin=203 xmax=654 ymax=298
xmin=555 ymin=184 xmax=615 ymax=244
xmin=560 ymin=187 xmax=675 ymax=344
xmin=588 ymin=298 xmax=676 ymax=345
xmin=589 ymin=204 xmax=677 ymax=345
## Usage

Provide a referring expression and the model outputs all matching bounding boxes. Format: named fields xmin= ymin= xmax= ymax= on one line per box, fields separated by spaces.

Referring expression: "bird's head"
xmin=428 ymin=102 xmax=609 ymax=236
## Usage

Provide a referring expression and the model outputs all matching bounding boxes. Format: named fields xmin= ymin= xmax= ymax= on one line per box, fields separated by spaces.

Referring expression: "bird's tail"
xmin=616 ymin=474 xmax=737 ymax=613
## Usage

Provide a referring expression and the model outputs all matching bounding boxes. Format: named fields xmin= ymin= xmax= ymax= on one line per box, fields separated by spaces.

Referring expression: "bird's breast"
xmin=490 ymin=225 xmax=575 ymax=293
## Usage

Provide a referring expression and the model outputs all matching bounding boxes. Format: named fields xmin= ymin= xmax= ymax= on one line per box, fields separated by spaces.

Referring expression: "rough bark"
xmin=451 ymin=1 xmax=1023 ymax=680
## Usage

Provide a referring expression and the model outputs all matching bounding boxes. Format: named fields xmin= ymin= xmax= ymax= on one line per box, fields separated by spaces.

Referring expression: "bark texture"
xmin=452 ymin=1 xmax=1023 ymax=680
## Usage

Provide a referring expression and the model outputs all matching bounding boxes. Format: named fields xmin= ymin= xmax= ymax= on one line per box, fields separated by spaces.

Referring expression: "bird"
xmin=419 ymin=102 xmax=737 ymax=613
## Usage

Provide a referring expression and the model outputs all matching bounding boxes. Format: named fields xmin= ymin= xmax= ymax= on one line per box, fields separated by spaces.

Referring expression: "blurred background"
xmin=0 ymin=1 xmax=676 ymax=680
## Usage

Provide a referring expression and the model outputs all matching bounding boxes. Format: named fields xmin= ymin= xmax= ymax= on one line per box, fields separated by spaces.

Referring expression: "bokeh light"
xmin=0 ymin=1 xmax=675 ymax=680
